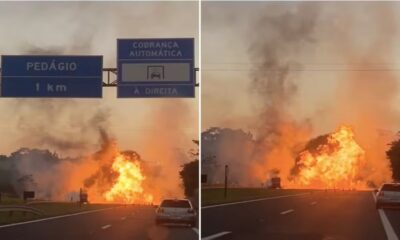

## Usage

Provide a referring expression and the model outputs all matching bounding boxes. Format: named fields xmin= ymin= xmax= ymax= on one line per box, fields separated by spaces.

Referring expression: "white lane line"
xmin=0 ymin=206 xmax=120 ymax=229
xmin=280 ymin=209 xmax=294 ymax=215
xmin=371 ymin=191 xmax=399 ymax=240
xmin=202 ymin=231 xmax=232 ymax=240
xmin=192 ymin=228 xmax=199 ymax=234
xmin=202 ymin=193 xmax=310 ymax=209
xmin=101 ymin=224 xmax=112 ymax=230
xmin=371 ymin=191 xmax=377 ymax=201
xmin=121 ymin=217 xmax=126 ymax=221
xmin=378 ymin=210 xmax=399 ymax=240
xmin=310 ymin=201 xmax=317 ymax=205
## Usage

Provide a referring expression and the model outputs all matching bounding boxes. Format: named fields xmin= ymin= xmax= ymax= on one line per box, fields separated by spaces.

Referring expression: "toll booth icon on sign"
xmin=147 ymin=65 xmax=165 ymax=81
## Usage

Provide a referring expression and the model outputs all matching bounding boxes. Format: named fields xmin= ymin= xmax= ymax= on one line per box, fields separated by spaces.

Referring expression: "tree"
xmin=180 ymin=160 xmax=199 ymax=197
xmin=386 ymin=133 xmax=400 ymax=181
xmin=201 ymin=127 xmax=254 ymax=185
xmin=179 ymin=140 xmax=199 ymax=198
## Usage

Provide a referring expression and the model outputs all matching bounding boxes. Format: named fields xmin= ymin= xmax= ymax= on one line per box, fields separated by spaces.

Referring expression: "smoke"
xmin=204 ymin=2 xmax=400 ymax=188
xmin=0 ymin=6 xmax=109 ymax=156
xmin=0 ymin=2 xmax=197 ymax=201
xmin=9 ymin=99 xmax=111 ymax=156
xmin=0 ymin=129 xmax=174 ymax=203
xmin=139 ymin=100 xmax=194 ymax=201
xmin=327 ymin=4 xmax=399 ymax=185
xmin=202 ymin=128 xmax=255 ymax=186
xmin=244 ymin=3 xmax=318 ymax=186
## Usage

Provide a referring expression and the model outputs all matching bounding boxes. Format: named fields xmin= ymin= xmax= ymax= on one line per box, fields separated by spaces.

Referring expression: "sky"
xmin=0 ymin=1 xmax=199 ymax=161
xmin=202 ymin=1 xmax=400 ymax=137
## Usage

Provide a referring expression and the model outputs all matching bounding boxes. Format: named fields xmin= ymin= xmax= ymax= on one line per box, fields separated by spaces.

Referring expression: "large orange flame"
xmin=103 ymin=153 xmax=153 ymax=204
xmin=292 ymin=125 xmax=366 ymax=189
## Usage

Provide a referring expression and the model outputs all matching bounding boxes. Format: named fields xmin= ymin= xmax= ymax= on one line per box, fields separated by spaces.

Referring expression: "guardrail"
xmin=0 ymin=205 xmax=44 ymax=216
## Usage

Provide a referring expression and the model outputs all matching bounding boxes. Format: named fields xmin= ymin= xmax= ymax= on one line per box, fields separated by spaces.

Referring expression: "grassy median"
xmin=202 ymin=188 xmax=312 ymax=206
xmin=0 ymin=200 xmax=122 ymax=225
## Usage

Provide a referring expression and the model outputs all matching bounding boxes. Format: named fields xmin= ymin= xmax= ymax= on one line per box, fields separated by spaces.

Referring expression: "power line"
xmin=202 ymin=68 xmax=400 ymax=72
xmin=202 ymin=62 xmax=400 ymax=72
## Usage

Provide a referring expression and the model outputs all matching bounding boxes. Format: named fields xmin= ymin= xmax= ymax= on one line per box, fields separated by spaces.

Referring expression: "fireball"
xmin=292 ymin=125 xmax=366 ymax=189
xmin=103 ymin=153 xmax=153 ymax=204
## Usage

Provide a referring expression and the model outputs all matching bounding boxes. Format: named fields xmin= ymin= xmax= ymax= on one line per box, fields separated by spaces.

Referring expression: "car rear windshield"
xmin=161 ymin=200 xmax=191 ymax=208
xmin=382 ymin=184 xmax=400 ymax=191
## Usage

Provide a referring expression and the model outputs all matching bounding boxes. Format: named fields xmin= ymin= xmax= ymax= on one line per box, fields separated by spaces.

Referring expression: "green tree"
xmin=387 ymin=133 xmax=400 ymax=181
xmin=179 ymin=140 xmax=199 ymax=198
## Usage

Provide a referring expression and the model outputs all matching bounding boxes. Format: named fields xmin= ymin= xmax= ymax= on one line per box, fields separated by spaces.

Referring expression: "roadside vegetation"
xmin=0 ymin=194 xmax=121 ymax=225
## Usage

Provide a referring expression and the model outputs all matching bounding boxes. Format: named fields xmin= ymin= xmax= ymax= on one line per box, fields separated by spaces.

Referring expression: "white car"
xmin=155 ymin=199 xmax=196 ymax=227
xmin=376 ymin=183 xmax=400 ymax=209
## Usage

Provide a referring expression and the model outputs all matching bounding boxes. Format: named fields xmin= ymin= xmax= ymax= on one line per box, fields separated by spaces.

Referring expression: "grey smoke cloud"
xmin=203 ymin=2 xmax=400 ymax=187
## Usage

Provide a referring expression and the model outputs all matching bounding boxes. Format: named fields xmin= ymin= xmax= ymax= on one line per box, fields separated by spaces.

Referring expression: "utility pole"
xmin=224 ymin=164 xmax=229 ymax=199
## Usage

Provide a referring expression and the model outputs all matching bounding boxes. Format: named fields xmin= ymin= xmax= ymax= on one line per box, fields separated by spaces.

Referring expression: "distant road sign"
xmin=117 ymin=38 xmax=195 ymax=98
xmin=1 ymin=55 xmax=103 ymax=98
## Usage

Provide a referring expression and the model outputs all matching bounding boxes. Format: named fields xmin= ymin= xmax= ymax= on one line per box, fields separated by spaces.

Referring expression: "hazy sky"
xmin=202 ymin=1 xmax=400 ymax=136
xmin=0 ymin=1 xmax=199 ymax=160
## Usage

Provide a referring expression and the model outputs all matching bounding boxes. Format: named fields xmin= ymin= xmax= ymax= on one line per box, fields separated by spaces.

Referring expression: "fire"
xmin=103 ymin=153 xmax=153 ymax=204
xmin=292 ymin=125 xmax=366 ymax=189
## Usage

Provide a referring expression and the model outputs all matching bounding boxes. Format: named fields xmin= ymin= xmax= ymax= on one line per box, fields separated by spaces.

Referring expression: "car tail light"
xmin=188 ymin=209 xmax=195 ymax=214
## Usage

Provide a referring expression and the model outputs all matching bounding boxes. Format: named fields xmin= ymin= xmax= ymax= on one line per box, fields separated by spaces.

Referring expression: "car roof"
xmin=161 ymin=198 xmax=190 ymax=202
xmin=382 ymin=183 xmax=400 ymax=186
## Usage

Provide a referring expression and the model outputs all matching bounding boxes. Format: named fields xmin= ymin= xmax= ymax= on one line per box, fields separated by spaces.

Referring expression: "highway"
xmin=0 ymin=205 xmax=198 ymax=240
xmin=202 ymin=191 xmax=400 ymax=240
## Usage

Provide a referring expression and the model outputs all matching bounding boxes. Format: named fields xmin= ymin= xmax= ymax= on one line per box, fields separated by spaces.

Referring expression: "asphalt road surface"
xmin=0 ymin=205 xmax=198 ymax=240
xmin=202 ymin=191 xmax=400 ymax=240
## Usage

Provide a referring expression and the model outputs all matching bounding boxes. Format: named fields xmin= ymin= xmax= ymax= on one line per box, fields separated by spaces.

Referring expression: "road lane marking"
xmin=121 ymin=217 xmax=126 ymax=221
xmin=202 ymin=193 xmax=310 ymax=209
xmin=371 ymin=191 xmax=377 ymax=201
xmin=378 ymin=210 xmax=399 ymax=240
xmin=0 ymin=206 xmax=121 ymax=229
xmin=202 ymin=231 xmax=232 ymax=240
xmin=371 ymin=191 xmax=399 ymax=240
xmin=101 ymin=224 xmax=112 ymax=230
xmin=192 ymin=228 xmax=199 ymax=234
xmin=310 ymin=201 xmax=317 ymax=205
xmin=280 ymin=209 xmax=294 ymax=215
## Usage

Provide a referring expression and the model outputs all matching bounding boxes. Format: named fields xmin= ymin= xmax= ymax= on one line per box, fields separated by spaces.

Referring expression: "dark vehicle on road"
xmin=376 ymin=183 xmax=400 ymax=209
xmin=270 ymin=177 xmax=281 ymax=189
xmin=155 ymin=199 xmax=196 ymax=227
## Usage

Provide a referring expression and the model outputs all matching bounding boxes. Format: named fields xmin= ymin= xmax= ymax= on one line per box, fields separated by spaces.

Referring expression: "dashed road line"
xmin=280 ymin=209 xmax=294 ymax=215
xmin=310 ymin=201 xmax=317 ymax=205
xmin=202 ymin=193 xmax=310 ymax=209
xmin=202 ymin=231 xmax=232 ymax=240
xmin=121 ymin=217 xmax=126 ymax=221
xmin=101 ymin=224 xmax=112 ymax=230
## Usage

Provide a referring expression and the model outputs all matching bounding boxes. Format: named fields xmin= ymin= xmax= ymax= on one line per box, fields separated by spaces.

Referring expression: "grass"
xmin=0 ymin=194 xmax=25 ymax=205
xmin=202 ymin=188 xmax=312 ymax=206
xmin=0 ymin=199 xmax=121 ymax=225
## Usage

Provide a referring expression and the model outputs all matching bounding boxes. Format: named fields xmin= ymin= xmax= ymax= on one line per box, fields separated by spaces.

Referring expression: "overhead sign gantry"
xmin=117 ymin=38 xmax=195 ymax=98
xmin=0 ymin=38 xmax=196 ymax=98
xmin=1 ymin=55 xmax=103 ymax=98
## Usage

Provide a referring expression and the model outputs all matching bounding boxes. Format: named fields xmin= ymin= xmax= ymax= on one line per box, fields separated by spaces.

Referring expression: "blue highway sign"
xmin=1 ymin=55 xmax=103 ymax=98
xmin=117 ymin=38 xmax=195 ymax=98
